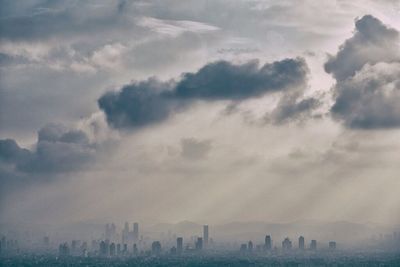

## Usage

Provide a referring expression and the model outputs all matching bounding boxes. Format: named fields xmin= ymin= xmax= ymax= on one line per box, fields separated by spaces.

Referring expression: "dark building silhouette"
xmin=133 ymin=243 xmax=138 ymax=255
xmin=0 ymin=236 xmax=5 ymax=254
xmin=299 ymin=236 xmax=305 ymax=250
xmin=99 ymin=241 xmax=109 ymax=257
xmin=122 ymin=222 xmax=129 ymax=244
xmin=282 ymin=237 xmax=292 ymax=250
xmin=203 ymin=225 xmax=209 ymax=247
xmin=248 ymin=241 xmax=253 ymax=252
xmin=110 ymin=243 xmax=116 ymax=256
xmin=240 ymin=243 xmax=247 ymax=252
xmin=177 ymin=237 xmax=183 ymax=253
xmin=152 ymin=241 xmax=162 ymax=255
xmin=329 ymin=241 xmax=336 ymax=250
xmin=59 ymin=242 xmax=70 ymax=256
xmin=265 ymin=235 xmax=272 ymax=250
xmin=196 ymin=237 xmax=203 ymax=250
xmin=117 ymin=243 xmax=121 ymax=255
xmin=43 ymin=236 xmax=50 ymax=247
xmin=105 ymin=224 xmax=110 ymax=240
xmin=310 ymin=240 xmax=317 ymax=250
xmin=133 ymin=222 xmax=139 ymax=241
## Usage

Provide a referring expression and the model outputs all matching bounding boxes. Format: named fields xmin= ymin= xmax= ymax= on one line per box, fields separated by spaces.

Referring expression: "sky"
xmin=1 ymin=0 xmax=400 ymax=226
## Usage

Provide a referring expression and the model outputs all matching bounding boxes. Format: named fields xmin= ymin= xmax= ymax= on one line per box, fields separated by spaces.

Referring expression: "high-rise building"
xmin=196 ymin=237 xmax=203 ymax=250
xmin=105 ymin=224 xmax=110 ymax=240
xmin=203 ymin=225 xmax=209 ymax=247
xmin=265 ymin=235 xmax=272 ymax=250
xmin=152 ymin=241 xmax=162 ymax=255
xmin=59 ymin=242 xmax=70 ymax=256
xmin=133 ymin=243 xmax=138 ymax=255
xmin=248 ymin=241 xmax=253 ymax=252
xmin=110 ymin=243 xmax=116 ymax=256
xmin=122 ymin=222 xmax=129 ymax=244
xmin=282 ymin=237 xmax=292 ymax=250
xmin=43 ymin=236 xmax=50 ymax=247
xmin=177 ymin=237 xmax=183 ymax=253
xmin=99 ymin=241 xmax=108 ymax=257
xmin=310 ymin=240 xmax=317 ymax=250
xmin=133 ymin=222 xmax=139 ymax=241
xmin=299 ymin=236 xmax=305 ymax=250
xmin=329 ymin=241 xmax=336 ymax=250
xmin=111 ymin=223 xmax=116 ymax=241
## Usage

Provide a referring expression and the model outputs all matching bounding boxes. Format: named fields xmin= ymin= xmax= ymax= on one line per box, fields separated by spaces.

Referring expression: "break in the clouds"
xmin=327 ymin=15 xmax=400 ymax=129
xmin=99 ymin=58 xmax=311 ymax=129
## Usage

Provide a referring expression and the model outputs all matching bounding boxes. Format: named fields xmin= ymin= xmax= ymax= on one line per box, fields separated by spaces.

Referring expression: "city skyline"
xmin=2 ymin=220 xmax=399 ymax=256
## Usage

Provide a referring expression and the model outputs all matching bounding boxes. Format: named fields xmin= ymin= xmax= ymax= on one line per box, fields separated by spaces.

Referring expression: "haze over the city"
xmin=1 ymin=0 xmax=400 ymax=231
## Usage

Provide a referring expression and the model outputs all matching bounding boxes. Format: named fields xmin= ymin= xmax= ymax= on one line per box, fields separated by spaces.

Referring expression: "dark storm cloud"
xmin=0 ymin=139 xmax=31 ymax=165
xmin=270 ymin=95 xmax=320 ymax=124
xmin=98 ymin=79 xmax=176 ymax=129
xmin=0 ymin=123 xmax=95 ymax=174
xmin=331 ymin=63 xmax=400 ymax=129
xmin=327 ymin=15 xmax=400 ymax=129
xmin=325 ymin=15 xmax=399 ymax=81
xmin=99 ymin=58 xmax=309 ymax=129
xmin=174 ymin=59 xmax=307 ymax=99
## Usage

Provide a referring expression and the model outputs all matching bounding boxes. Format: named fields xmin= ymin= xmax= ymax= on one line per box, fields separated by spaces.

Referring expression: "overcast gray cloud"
xmin=181 ymin=138 xmax=212 ymax=160
xmin=99 ymin=58 xmax=309 ymax=129
xmin=270 ymin=94 xmax=320 ymax=124
xmin=0 ymin=123 xmax=95 ymax=175
xmin=325 ymin=15 xmax=400 ymax=81
xmin=327 ymin=15 xmax=400 ymax=129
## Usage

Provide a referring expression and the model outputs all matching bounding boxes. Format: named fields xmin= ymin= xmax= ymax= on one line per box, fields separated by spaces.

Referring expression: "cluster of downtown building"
xmin=56 ymin=223 xmax=336 ymax=258
xmin=1 ymin=222 xmax=400 ymax=259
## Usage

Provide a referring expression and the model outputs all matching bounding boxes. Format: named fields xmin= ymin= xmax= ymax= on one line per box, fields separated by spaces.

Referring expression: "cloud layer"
xmin=326 ymin=15 xmax=400 ymax=129
xmin=0 ymin=123 xmax=95 ymax=175
xmin=99 ymin=58 xmax=310 ymax=129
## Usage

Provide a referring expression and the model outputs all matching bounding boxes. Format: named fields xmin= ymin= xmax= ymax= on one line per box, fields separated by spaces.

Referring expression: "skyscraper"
xmin=105 ymin=224 xmax=110 ymax=240
xmin=265 ymin=235 xmax=272 ymax=250
xmin=310 ymin=240 xmax=317 ymax=250
xmin=248 ymin=241 xmax=253 ymax=252
xmin=203 ymin=225 xmax=209 ymax=247
xmin=152 ymin=241 xmax=161 ymax=255
xmin=177 ymin=237 xmax=183 ymax=253
xmin=122 ymin=222 xmax=129 ymax=244
xmin=111 ymin=223 xmax=116 ymax=241
xmin=329 ymin=241 xmax=336 ymax=250
xmin=133 ymin=243 xmax=138 ymax=255
xmin=196 ymin=237 xmax=203 ymax=250
xmin=299 ymin=236 xmax=305 ymax=250
xmin=110 ymin=243 xmax=116 ymax=256
xmin=99 ymin=241 xmax=108 ymax=257
xmin=133 ymin=222 xmax=139 ymax=241
xmin=282 ymin=237 xmax=292 ymax=250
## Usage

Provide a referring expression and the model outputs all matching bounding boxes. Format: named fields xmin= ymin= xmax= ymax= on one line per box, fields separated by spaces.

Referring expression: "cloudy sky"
xmin=1 ymin=0 xmax=400 ymax=226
